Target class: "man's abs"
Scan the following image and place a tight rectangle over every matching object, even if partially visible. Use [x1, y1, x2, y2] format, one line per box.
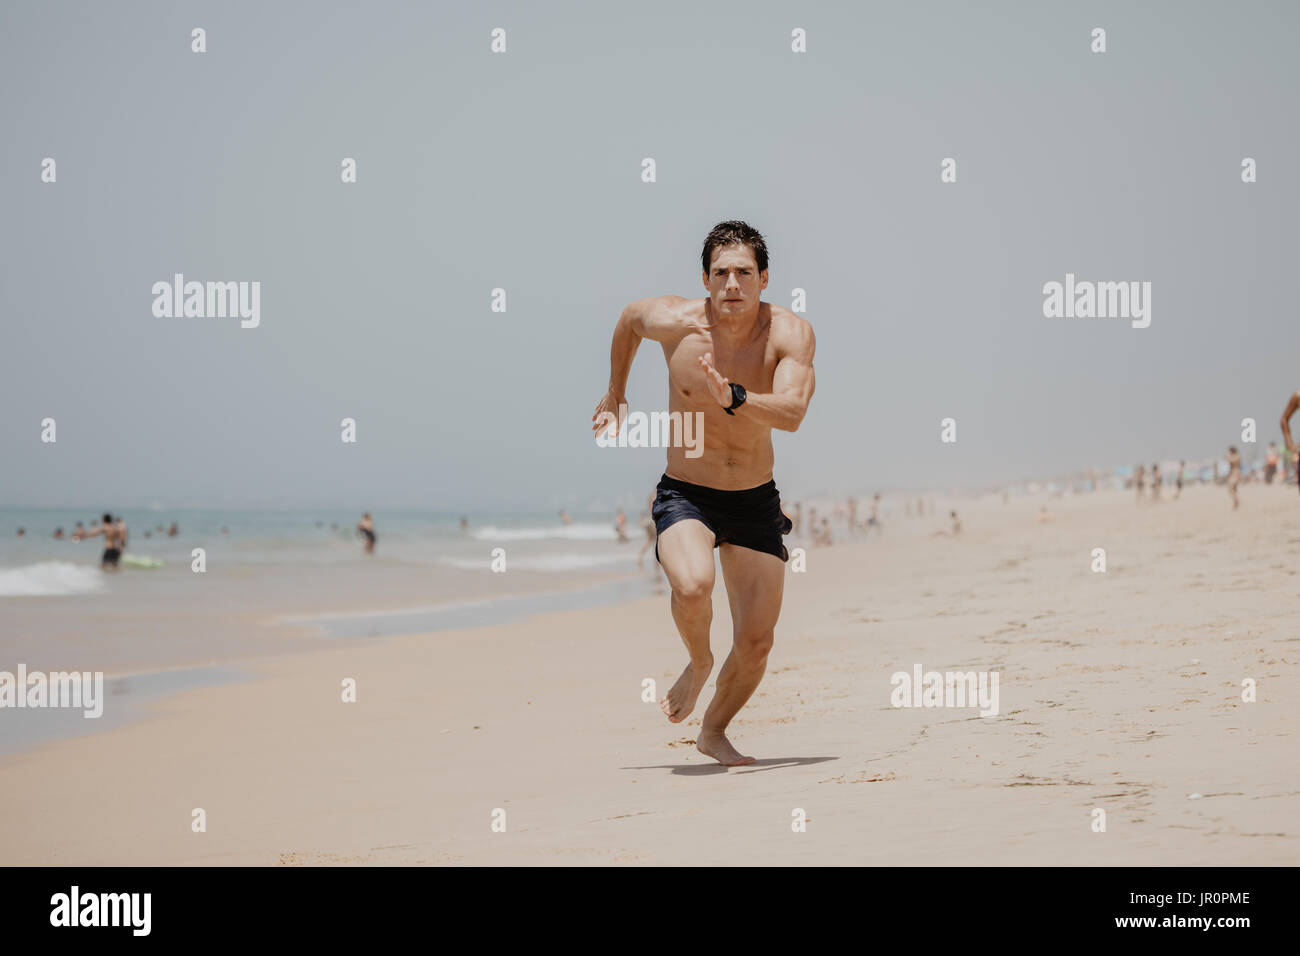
[664, 427, 775, 490]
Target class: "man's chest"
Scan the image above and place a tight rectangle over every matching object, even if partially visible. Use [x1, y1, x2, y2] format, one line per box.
[666, 334, 774, 404]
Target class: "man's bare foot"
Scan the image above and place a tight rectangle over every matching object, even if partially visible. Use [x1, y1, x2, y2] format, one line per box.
[696, 730, 755, 766]
[660, 659, 712, 723]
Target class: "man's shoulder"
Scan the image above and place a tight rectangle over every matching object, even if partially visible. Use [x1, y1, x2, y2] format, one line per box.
[767, 302, 808, 327]
[641, 294, 697, 323]
[766, 303, 815, 353]
[628, 295, 703, 343]
[662, 295, 702, 317]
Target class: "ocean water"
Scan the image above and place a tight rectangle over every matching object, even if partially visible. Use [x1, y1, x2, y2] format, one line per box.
[0, 508, 651, 597]
[0, 508, 664, 754]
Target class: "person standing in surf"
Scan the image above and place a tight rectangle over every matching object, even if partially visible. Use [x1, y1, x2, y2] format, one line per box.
[80, 512, 124, 570]
[357, 513, 377, 555]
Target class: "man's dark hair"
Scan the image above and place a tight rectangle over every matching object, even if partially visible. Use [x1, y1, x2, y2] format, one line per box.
[701, 220, 768, 275]
[102, 512, 112, 524]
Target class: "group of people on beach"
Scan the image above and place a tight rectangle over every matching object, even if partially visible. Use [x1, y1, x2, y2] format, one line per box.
[17, 512, 391, 564]
[1133, 429, 1300, 511]
[785, 494, 959, 545]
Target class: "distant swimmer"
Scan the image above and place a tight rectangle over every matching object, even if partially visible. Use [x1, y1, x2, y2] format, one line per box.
[53, 527, 64, 539]
[459, 516, 469, 533]
[16, 527, 25, 538]
[1280, 390, 1300, 493]
[865, 493, 882, 535]
[1226, 447, 1241, 509]
[1036, 506, 1055, 523]
[81, 512, 124, 570]
[357, 513, 377, 554]
[1175, 460, 1186, 499]
[1265, 443, 1280, 484]
[168, 522, 178, 537]
[558, 510, 573, 525]
[1134, 464, 1145, 504]
[1151, 463, 1161, 502]
[592, 221, 815, 766]
[615, 507, 629, 543]
[73, 521, 84, 539]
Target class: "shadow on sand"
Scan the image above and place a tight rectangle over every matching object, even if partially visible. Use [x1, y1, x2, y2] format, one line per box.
[624, 755, 839, 775]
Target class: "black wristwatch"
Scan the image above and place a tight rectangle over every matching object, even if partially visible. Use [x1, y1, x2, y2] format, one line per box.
[724, 382, 747, 415]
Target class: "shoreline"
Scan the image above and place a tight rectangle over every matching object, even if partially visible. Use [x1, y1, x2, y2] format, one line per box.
[0, 568, 659, 757]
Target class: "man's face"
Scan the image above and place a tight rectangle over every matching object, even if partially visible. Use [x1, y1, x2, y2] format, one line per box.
[703, 244, 767, 314]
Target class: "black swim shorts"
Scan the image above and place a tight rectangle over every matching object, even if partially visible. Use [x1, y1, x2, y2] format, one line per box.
[102, 548, 121, 566]
[652, 473, 793, 563]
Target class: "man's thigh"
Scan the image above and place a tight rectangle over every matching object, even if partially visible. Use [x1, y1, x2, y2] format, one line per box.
[655, 518, 716, 594]
[718, 543, 786, 637]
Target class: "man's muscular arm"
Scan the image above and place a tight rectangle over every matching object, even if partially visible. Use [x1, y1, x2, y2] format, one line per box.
[698, 317, 816, 432]
[593, 296, 679, 436]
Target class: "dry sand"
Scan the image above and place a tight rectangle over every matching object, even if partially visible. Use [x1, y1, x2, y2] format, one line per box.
[2, 483, 1297, 865]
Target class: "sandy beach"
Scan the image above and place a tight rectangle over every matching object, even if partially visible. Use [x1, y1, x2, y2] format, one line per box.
[2, 483, 1296, 866]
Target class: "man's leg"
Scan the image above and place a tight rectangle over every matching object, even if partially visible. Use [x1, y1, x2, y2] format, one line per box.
[698, 544, 786, 766]
[655, 519, 716, 722]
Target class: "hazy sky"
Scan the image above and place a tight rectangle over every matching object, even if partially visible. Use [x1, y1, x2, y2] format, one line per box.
[4, 1, 1298, 512]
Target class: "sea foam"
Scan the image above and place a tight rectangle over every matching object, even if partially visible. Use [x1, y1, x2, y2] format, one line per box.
[470, 523, 618, 542]
[0, 562, 106, 597]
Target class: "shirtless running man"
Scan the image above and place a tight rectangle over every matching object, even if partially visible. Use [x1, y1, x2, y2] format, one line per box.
[591, 221, 816, 766]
